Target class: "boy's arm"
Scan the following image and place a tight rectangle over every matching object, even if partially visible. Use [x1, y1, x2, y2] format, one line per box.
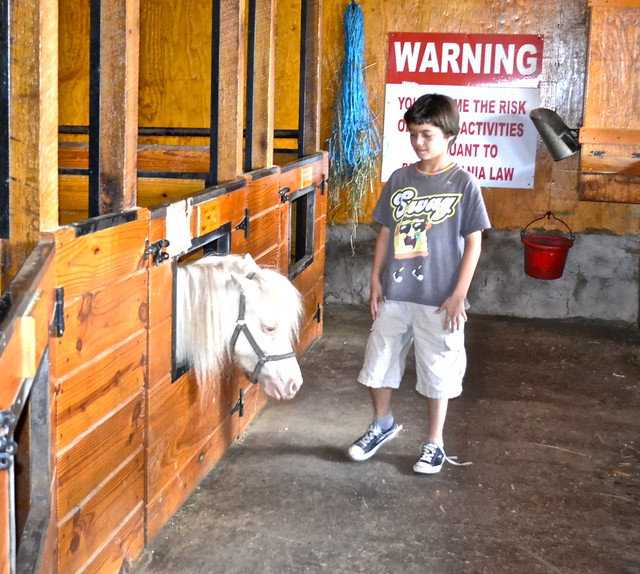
[370, 225, 390, 320]
[437, 230, 483, 332]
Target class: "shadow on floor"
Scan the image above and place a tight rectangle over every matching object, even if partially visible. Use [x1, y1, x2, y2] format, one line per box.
[133, 304, 640, 574]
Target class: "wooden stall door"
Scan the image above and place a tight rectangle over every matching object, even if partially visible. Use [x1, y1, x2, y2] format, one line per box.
[0, 244, 57, 574]
[49, 211, 149, 573]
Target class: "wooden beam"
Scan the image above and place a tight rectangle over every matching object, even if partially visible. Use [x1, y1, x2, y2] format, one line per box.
[209, 0, 245, 185]
[89, 0, 140, 216]
[246, 0, 276, 170]
[299, 0, 322, 156]
[3, 0, 59, 287]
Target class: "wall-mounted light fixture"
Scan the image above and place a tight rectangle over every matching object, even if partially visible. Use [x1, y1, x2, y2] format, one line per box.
[529, 108, 580, 162]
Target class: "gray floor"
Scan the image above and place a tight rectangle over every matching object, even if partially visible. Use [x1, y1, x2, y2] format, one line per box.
[133, 304, 640, 574]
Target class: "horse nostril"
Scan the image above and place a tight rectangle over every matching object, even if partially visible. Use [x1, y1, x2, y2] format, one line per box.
[290, 381, 299, 395]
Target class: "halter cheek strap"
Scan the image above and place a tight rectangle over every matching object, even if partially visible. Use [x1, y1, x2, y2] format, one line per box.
[229, 272, 296, 384]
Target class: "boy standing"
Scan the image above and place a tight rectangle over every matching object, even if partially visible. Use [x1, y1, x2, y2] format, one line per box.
[347, 93, 491, 474]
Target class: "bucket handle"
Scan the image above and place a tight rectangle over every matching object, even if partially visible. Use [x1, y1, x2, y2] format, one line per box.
[520, 211, 575, 241]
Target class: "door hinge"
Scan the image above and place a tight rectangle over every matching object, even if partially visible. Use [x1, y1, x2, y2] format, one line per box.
[313, 303, 322, 324]
[235, 208, 250, 239]
[50, 287, 65, 338]
[145, 239, 170, 266]
[0, 410, 18, 471]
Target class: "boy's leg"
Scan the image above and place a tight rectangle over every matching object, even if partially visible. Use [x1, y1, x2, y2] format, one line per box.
[426, 397, 448, 445]
[370, 387, 393, 419]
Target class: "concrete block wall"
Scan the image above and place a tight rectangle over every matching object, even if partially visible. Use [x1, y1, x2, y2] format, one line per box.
[324, 224, 640, 325]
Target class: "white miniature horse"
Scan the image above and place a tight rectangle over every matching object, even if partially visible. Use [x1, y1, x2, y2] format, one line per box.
[175, 254, 303, 400]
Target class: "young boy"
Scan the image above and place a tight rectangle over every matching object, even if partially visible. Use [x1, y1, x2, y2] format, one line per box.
[347, 93, 491, 474]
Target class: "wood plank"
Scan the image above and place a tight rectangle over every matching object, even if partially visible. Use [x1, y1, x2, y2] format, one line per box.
[247, 0, 276, 169]
[57, 394, 145, 518]
[578, 173, 640, 203]
[56, 333, 146, 450]
[148, 318, 172, 389]
[147, 369, 240, 501]
[5, 0, 59, 285]
[53, 213, 148, 301]
[91, 0, 139, 215]
[80, 505, 144, 574]
[215, 0, 245, 182]
[54, 270, 147, 377]
[146, 414, 237, 543]
[579, 128, 640, 146]
[246, 170, 281, 215]
[238, 208, 282, 261]
[57, 449, 144, 573]
[300, 0, 322, 155]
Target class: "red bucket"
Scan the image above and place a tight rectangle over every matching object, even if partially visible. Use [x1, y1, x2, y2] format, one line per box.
[521, 212, 574, 280]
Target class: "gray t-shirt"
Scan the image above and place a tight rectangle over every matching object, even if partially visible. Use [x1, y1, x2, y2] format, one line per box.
[372, 163, 491, 307]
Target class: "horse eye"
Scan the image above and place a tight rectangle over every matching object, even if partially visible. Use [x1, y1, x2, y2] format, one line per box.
[263, 325, 276, 334]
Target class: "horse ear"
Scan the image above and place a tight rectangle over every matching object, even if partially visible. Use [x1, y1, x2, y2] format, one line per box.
[243, 253, 260, 271]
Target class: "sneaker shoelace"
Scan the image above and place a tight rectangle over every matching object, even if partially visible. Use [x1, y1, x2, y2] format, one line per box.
[421, 443, 473, 467]
[357, 424, 382, 447]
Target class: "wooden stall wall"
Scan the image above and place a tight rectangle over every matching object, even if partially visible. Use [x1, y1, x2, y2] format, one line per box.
[314, 0, 640, 236]
[145, 153, 327, 545]
[1, 151, 326, 573]
[49, 213, 149, 573]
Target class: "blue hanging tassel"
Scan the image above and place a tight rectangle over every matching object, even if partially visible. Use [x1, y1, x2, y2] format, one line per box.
[328, 0, 381, 225]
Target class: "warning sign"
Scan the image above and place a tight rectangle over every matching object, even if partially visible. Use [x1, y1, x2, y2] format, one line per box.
[381, 33, 544, 189]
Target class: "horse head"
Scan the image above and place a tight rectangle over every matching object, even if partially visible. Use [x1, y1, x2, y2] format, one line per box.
[176, 254, 304, 400]
[227, 264, 303, 399]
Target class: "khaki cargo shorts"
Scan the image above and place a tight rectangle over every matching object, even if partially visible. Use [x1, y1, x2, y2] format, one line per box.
[357, 300, 466, 399]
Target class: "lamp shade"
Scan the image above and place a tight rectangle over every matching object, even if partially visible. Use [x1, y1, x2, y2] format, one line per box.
[529, 108, 580, 161]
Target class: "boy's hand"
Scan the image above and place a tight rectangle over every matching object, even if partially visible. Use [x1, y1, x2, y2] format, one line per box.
[436, 293, 467, 332]
[370, 279, 385, 321]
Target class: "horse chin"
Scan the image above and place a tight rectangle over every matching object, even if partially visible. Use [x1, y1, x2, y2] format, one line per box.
[261, 379, 302, 401]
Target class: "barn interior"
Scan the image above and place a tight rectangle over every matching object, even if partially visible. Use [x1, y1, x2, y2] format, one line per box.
[0, 0, 638, 573]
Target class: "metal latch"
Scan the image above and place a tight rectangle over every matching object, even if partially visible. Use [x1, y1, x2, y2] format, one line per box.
[145, 239, 170, 265]
[313, 303, 322, 324]
[279, 187, 291, 203]
[0, 410, 18, 471]
[317, 177, 326, 195]
[230, 388, 245, 417]
[50, 287, 65, 338]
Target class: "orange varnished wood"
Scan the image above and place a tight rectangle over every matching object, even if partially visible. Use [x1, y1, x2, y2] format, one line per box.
[52, 212, 148, 301]
[54, 271, 148, 377]
[147, 370, 239, 500]
[80, 506, 144, 574]
[147, 317, 172, 390]
[56, 394, 144, 519]
[56, 334, 146, 450]
[57, 449, 144, 573]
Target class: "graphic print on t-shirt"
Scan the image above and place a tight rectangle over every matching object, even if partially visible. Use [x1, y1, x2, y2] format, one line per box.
[391, 187, 462, 262]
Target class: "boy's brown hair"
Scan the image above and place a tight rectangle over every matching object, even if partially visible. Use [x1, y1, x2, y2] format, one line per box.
[403, 94, 460, 145]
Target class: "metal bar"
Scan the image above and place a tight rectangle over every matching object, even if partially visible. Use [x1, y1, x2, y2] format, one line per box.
[207, 0, 222, 188]
[88, 0, 102, 218]
[0, 0, 10, 238]
[59, 126, 302, 140]
[245, 0, 257, 172]
[297, 0, 308, 159]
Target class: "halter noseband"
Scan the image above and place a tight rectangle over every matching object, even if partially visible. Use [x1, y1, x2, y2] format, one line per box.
[229, 272, 296, 384]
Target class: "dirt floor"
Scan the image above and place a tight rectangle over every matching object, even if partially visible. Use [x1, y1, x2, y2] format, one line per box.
[133, 304, 640, 574]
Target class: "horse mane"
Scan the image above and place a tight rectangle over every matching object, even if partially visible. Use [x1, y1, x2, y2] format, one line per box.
[175, 254, 302, 382]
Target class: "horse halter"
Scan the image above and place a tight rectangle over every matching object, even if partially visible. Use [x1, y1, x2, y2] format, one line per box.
[229, 272, 296, 384]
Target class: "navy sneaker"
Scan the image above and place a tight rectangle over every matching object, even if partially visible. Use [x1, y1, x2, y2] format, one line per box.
[413, 442, 473, 474]
[348, 422, 403, 461]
